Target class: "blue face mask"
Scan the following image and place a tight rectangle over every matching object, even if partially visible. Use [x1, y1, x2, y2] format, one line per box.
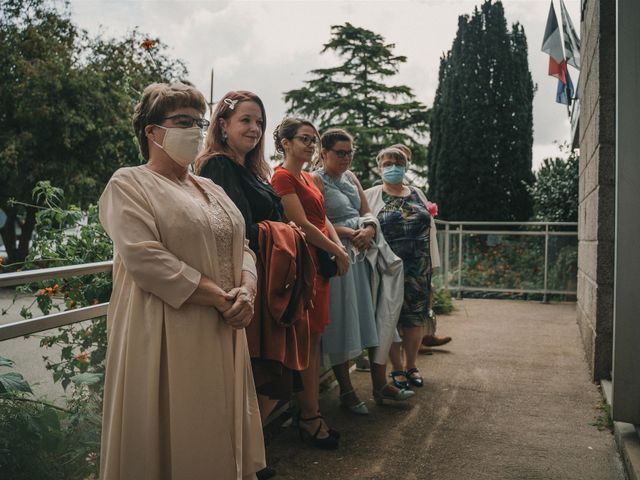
[382, 165, 406, 184]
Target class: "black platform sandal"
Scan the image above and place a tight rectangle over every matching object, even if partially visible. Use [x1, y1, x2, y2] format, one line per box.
[390, 370, 409, 389]
[298, 415, 339, 450]
[406, 367, 424, 388]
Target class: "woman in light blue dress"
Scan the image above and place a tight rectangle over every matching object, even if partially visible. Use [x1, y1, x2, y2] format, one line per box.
[312, 129, 414, 414]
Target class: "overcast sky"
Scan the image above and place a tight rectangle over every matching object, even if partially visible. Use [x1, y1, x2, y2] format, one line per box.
[69, 0, 581, 171]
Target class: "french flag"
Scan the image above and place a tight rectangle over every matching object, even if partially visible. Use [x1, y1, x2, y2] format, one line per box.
[541, 1, 574, 105]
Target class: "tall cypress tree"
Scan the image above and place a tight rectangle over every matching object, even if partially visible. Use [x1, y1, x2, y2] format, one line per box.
[284, 23, 430, 186]
[427, 0, 534, 220]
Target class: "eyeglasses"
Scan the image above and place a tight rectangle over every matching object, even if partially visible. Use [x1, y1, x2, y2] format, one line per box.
[162, 114, 210, 129]
[293, 135, 319, 147]
[330, 149, 355, 159]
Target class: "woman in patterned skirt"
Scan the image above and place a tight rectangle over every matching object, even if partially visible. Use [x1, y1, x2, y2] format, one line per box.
[365, 146, 439, 390]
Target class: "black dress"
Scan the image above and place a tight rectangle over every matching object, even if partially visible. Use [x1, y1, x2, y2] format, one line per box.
[199, 155, 301, 399]
[199, 155, 283, 253]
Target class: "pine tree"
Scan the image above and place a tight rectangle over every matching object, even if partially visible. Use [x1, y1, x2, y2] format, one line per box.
[427, 0, 534, 220]
[284, 23, 430, 186]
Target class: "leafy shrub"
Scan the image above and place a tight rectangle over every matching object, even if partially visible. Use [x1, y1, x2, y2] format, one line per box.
[0, 356, 100, 480]
[438, 229, 577, 300]
[1, 182, 111, 478]
[432, 287, 454, 315]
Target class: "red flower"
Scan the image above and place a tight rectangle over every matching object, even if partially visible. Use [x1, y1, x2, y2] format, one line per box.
[140, 38, 156, 51]
[426, 201, 438, 218]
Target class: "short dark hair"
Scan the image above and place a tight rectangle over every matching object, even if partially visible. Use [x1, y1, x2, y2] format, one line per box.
[132, 83, 207, 160]
[320, 128, 353, 151]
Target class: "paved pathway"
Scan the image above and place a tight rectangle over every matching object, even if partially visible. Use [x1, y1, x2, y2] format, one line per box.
[0, 288, 67, 402]
[266, 299, 627, 480]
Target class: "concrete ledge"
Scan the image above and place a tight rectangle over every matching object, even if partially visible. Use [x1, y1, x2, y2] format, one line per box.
[602, 380, 640, 480]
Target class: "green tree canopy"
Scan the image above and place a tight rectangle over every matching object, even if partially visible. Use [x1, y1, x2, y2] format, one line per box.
[284, 22, 430, 186]
[427, 0, 535, 220]
[528, 146, 578, 222]
[0, 0, 188, 265]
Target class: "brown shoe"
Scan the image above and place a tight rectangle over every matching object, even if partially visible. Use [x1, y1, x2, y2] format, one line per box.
[422, 335, 452, 347]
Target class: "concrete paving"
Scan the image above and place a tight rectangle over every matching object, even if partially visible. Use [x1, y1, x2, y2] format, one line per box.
[266, 298, 627, 480]
[0, 287, 68, 402]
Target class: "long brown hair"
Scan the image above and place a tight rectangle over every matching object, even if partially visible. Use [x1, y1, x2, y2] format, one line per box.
[195, 90, 269, 179]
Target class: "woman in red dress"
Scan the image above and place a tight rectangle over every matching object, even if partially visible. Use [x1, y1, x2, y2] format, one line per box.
[271, 118, 349, 450]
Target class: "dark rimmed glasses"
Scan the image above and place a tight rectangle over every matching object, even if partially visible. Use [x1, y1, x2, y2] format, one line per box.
[162, 114, 210, 129]
[330, 149, 355, 159]
[293, 134, 319, 147]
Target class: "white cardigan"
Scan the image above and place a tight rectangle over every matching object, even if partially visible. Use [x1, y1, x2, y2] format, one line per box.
[360, 215, 404, 364]
[364, 185, 441, 269]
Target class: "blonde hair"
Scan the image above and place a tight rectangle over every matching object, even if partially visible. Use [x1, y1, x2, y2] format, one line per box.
[376, 146, 408, 166]
[389, 143, 412, 160]
[132, 83, 207, 160]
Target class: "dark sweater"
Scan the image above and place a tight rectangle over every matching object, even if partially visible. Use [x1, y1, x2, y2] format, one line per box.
[199, 155, 284, 252]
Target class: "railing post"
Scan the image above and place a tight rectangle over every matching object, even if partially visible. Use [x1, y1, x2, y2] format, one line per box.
[457, 224, 463, 299]
[444, 222, 450, 291]
[542, 223, 549, 303]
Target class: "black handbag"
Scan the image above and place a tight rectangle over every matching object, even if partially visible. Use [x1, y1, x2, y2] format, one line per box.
[316, 248, 338, 278]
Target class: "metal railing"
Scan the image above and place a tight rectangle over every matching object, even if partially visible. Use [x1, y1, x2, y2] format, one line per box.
[435, 220, 578, 302]
[0, 220, 578, 342]
[0, 261, 111, 341]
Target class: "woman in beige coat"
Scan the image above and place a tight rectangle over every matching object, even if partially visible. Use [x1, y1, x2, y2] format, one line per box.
[98, 83, 265, 480]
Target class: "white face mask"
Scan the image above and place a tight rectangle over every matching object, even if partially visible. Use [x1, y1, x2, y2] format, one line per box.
[151, 126, 203, 167]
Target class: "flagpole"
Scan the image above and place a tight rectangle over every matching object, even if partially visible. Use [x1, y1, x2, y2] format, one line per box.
[208, 68, 215, 116]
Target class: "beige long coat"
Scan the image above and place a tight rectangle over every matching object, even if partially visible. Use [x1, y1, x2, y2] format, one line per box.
[98, 166, 265, 480]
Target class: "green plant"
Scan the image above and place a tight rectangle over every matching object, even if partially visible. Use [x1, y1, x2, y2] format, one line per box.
[4, 182, 111, 392]
[0, 0, 188, 265]
[1, 182, 110, 478]
[528, 143, 578, 223]
[284, 22, 430, 187]
[548, 243, 578, 292]
[427, 0, 534, 221]
[432, 287, 454, 315]
[591, 399, 613, 433]
[0, 356, 101, 479]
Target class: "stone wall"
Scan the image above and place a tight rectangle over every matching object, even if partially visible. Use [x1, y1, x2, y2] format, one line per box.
[576, 0, 616, 381]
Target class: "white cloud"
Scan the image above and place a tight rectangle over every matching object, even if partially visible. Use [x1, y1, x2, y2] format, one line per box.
[69, 0, 582, 165]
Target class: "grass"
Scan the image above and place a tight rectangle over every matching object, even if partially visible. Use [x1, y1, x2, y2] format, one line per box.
[591, 399, 614, 433]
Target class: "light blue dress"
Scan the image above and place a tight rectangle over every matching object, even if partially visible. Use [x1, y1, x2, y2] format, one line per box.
[318, 169, 379, 366]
